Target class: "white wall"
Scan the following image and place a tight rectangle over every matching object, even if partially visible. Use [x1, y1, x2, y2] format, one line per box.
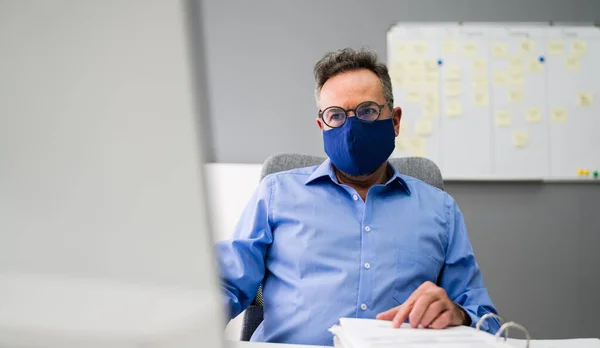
[0, 0, 218, 292]
[204, 164, 262, 240]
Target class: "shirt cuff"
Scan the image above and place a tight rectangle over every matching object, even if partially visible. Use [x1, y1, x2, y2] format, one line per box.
[455, 303, 476, 328]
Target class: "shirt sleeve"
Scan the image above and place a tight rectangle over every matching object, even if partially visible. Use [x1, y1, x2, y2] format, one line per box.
[214, 175, 275, 320]
[439, 195, 501, 334]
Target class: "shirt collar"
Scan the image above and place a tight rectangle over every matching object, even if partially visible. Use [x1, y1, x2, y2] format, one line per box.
[305, 158, 411, 195]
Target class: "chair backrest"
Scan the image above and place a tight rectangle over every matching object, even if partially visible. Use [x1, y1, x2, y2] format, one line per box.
[240, 154, 444, 341]
[260, 154, 444, 190]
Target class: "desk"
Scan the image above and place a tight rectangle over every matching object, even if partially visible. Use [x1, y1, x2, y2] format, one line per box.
[506, 338, 600, 348]
[228, 342, 326, 348]
[228, 338, 600, 348]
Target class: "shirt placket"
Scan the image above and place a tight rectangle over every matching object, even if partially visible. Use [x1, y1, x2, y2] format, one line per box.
[351, 191, 375, 317]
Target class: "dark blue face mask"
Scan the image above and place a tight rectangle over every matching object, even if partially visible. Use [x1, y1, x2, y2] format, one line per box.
[323, 116, 396, 176]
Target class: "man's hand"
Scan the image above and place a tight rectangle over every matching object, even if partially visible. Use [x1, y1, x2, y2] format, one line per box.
[376, 281, 469, 329]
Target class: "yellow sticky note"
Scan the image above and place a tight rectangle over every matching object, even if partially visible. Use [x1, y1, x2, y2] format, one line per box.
[577, 168, 592, 176]
[391, 63, 406, 74]
[398, 120, 409, 135]
[415, 118, 433, 136]
[422, 93, 439, 116]
[513, 130, 529, 148]
[410, 137, 425, 148]
[413, 41, 429, 55]
[389, 70, 403, 85]
[444, 82, 462, 97]
[495, 110, 512, 126]
[395, 42, 409, 56]
[446, 100, 463, 117]
[520, 39, 535, 54]
[473, 71, 488, 81]
[492, 43, 508, 58]
[405, 89, 421, 103]
[473, 90, 489, 107]
[508, 71, 524, 85]
[410, 138, 426, 157]
[423, 102, 439, 118]
[548, 41, 564, 56]
[406, 72, 424, 85]
[390, 63, 407, 85]
[392, 61, 407, 73]
[493, 71, 508, 85]
[528, 59, 543, 73]
[445, 64, 461, 81]
[472, 76, 488, 89]
[472, 58, 487, 73]
[423, 72, 440, 86]
[442, 40, 458, 55]
[392, 75, 405, 88]
[424, 59, 438, 73]
[525, 107, 542, 123]
[565, 56, 581, 70]
[395, 137, 411, 152]
[572, 40, 587, 56]
[407, 60, 422, 70]
[578, 92, 594, 107]
[422, 92, 439, 104]
[509, 88, 524, 103]
[508, 56, 523, 72]
[551, 108, 568, 122]
[462, 41, 477, 56]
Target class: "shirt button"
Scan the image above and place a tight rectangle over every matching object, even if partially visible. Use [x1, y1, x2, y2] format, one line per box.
[353, 194, 358, 201]
[364, 226, 371, 232]
[360, 304, 367, 311]
[364, 262, 371, 269]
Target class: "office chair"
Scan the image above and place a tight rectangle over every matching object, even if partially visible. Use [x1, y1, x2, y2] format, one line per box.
[240, 153, 445, 341]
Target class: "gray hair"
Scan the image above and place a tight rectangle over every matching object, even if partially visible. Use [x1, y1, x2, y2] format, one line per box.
[313, 48, 393, 107]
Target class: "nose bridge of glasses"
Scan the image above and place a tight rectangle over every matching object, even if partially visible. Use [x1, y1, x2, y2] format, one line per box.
[346, 108, 357, 117]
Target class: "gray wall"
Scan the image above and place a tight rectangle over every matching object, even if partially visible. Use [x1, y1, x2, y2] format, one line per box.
[446, 182, 600, 339]
[196, 0, 600, 339]
[200, 0, 600, 163]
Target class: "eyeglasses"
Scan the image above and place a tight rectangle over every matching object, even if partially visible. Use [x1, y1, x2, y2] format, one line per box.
[318, 100, 392, 128]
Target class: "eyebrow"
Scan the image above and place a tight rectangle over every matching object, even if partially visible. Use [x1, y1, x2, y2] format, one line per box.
[321, 100, 387, 111]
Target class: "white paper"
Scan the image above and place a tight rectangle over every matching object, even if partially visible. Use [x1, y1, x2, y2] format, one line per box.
[332, 318, 510, 348]
[331, 318, 600, 348]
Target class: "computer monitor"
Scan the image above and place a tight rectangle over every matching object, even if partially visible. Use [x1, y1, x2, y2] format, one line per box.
[0, 1, 224, 347]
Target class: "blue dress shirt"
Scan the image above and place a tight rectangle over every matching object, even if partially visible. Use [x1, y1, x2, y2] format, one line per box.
[215, 159, 500, 346]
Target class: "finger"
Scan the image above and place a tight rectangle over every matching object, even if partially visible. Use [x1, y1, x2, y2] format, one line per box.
[420, 300, 447, 328]
[390, 292, 422, 327]
[391, 282, 434, 328]
[408, 292, 437, 328]
[430, 310, 453, 330]
[391, 301, 416, 328]
[376, 306, 400, 321]
[416, 281, 435, 293]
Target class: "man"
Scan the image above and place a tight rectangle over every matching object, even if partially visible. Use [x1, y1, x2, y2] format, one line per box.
[215, 48, 500, 346]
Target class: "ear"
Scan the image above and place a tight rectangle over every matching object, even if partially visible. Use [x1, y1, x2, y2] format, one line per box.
[316, 117, 324, 131]
[392, 106, 402, 137]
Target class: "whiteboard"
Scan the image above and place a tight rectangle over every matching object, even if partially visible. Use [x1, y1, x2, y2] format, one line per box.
[546, 26, 600, 179]
[388, 23, 600, 181]
[389, 25, 443, 169]
[439, 24, 495, 179]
